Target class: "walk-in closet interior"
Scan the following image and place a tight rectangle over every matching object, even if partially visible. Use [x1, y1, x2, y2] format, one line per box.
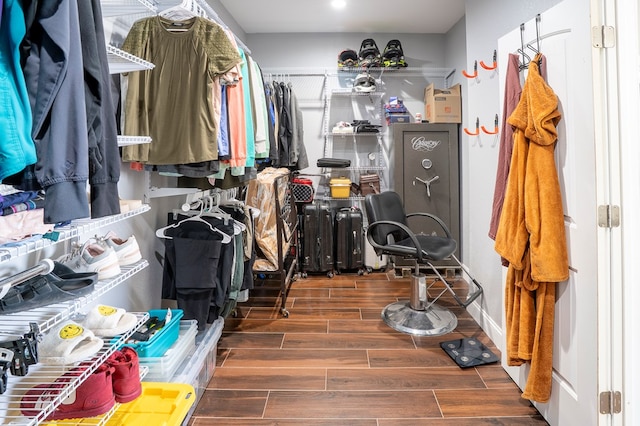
[1, 0, 639, 425]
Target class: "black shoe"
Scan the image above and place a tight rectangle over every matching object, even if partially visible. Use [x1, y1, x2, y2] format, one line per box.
[0, 263, 97, 314]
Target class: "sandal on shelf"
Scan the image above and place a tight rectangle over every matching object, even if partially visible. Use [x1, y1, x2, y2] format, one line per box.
[80, 305, 138, 337]
[38, 320, 104, 365]
[0, 263, 97, 315]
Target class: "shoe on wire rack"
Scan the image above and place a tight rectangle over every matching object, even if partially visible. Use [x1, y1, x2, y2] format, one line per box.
[58, 238, 121, 281]
[332, 121, 353, 134]
[21, 364, 116, 420]
[97, 231, 142, 266]
[106, 347, 141, 403]
[382, 39, 408, 68]
[358, 38, 381, 68]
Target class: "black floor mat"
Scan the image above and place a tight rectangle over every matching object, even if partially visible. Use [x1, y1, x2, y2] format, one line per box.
[440, 337, 500, 368]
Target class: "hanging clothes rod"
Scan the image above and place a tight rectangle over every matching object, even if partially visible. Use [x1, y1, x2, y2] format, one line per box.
[194, 0, 251, 54]
[155, 0, 251, 54]
[0, 259, 55, 297]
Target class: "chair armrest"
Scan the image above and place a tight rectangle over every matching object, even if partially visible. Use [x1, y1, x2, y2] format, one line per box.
[367, 220, 425, 263]
[406, 212, 453, 239]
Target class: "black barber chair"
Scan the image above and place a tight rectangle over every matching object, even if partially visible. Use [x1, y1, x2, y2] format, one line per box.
[364, 191, 483, 336]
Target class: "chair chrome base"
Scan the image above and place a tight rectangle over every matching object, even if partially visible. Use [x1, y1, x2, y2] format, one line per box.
[381, 300, 458, 336]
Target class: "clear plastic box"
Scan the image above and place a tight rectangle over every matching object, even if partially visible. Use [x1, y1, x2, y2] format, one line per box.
[140, 320, 198, 382]
[175, 317, 224, 425]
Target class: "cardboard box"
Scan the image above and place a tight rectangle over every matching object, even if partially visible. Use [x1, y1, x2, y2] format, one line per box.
[424, 83, 462, 123]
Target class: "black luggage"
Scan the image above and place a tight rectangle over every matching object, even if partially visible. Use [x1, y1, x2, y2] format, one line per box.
[302, 204, 334, 277]
[334, 207, 364, 274]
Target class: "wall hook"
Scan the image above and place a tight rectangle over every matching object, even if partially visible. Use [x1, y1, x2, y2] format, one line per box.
[518, 23, 532, 70]
[480, 50, 498, 70]
[461, 60, 478, 79]
[481, 114, 499, 134]
[464, 117, 480, 136]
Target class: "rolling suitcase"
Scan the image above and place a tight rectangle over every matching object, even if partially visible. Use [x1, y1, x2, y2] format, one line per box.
[302, 203, 334, 277]
[364, 235, 388, 272]
[334, 207, 364, 274]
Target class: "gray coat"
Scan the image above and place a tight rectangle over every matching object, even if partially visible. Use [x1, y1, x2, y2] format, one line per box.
[21, 0, 90, 223]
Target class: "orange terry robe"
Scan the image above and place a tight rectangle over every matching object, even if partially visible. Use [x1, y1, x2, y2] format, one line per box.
[494, 54, 568, 403]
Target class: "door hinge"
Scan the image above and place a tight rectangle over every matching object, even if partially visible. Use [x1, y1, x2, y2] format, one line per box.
[592, 25, 616, 48]
[598, 205, 620, 228]
[600, 391, 622, 414]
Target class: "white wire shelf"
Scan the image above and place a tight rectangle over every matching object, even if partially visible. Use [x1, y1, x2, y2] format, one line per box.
[0, 260, 149, 335]
[26, 365, 150, 426]
[0, 204, 150, 265]
[338, 166, 386, 172]
[117, 135, 152, 147]
[316, 195, 365, 202]
[100, 0, 156, 17]
[330, 89, 385, 97]
[0, 312, 149, 425]
[107, 45, 155, 74]
[326, 132, 381, 137]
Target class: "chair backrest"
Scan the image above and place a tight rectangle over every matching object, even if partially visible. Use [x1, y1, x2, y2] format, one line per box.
[364, 191, 408, 246]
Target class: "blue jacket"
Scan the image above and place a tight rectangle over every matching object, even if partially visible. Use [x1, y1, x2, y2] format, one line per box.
[0, 0, 37, 181]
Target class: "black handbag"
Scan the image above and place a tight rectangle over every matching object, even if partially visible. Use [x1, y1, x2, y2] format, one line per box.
[317, 158, 351, 168]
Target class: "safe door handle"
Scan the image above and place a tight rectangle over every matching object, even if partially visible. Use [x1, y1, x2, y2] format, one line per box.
[414, 176, 440, 197]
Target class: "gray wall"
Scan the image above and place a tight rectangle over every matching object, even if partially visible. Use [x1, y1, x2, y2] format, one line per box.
[247, 33, 446, 70]
[246, 32, 452, 193]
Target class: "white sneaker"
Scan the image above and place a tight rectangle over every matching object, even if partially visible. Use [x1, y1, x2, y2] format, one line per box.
[119, 199, 142, 214]
[98, 232, 142, 266]
[332, 121, 353, 134]
[58, 238, 121, 281]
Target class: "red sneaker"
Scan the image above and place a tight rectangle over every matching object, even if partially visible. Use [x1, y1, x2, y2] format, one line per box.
[21, 364, 115, 420]
[107, 347, 141, 403]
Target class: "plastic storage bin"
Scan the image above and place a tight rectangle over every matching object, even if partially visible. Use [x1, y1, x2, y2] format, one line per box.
[140, 320, 198, 382]
[329, 177, 351, 198]
[174, 317, 224, 425]
[123, 309, 184, 358]
[106, 382, 196, 426]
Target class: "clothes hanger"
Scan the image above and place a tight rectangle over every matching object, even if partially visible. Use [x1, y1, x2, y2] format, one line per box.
[156, 200, 232, 243]
[159, 0, 197, 30]
[175, 192, 233, 224]
[218, 197, 248, 234]
[155, 214, 232, 243]
[202, 193, 233, 224]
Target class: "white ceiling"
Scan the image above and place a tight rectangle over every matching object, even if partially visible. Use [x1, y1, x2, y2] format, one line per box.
[218, 0, 466, 34]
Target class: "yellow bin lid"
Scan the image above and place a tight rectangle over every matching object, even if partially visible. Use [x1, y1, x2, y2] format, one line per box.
[330, 177, 351, 186]
[106, 382, 196, 426]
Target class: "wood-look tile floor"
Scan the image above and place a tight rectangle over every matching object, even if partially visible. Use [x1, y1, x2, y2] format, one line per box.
[188, 270, 548, 425]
